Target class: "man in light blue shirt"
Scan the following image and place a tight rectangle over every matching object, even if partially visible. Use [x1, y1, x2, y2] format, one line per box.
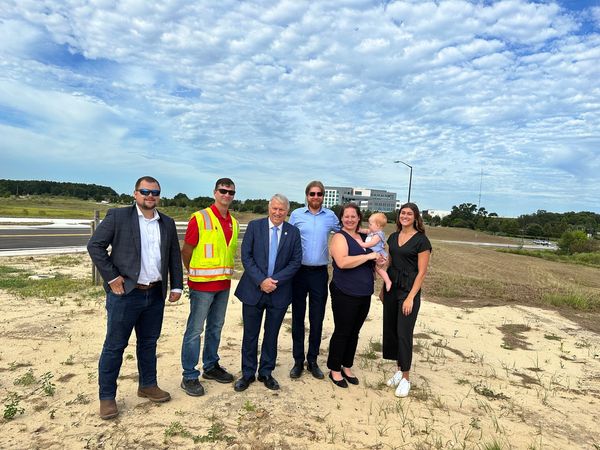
[288, 181, 340, 379]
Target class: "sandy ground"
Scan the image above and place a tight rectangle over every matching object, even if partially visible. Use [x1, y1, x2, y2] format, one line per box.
[1, 254, 599, 449]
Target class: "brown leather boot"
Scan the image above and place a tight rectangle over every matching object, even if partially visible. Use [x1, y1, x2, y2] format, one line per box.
[99, 399, 118, 419]
[137, 385, 171, 403]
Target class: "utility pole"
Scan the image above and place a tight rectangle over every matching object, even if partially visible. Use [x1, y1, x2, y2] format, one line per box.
[477, 168, 483, 209]
[394, 160, 413, 203]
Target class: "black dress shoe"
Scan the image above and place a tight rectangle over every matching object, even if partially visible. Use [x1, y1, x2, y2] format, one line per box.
[289, 362, 304, 379]
[341, 369, 359, 385]
[306, 361, 324, 379]
[233, 376, 255, 392]
[257, 374, 280, 390]
[328, 371, 348, 388]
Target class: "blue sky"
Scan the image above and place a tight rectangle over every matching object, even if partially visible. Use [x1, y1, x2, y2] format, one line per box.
[0, 0, 599, 217]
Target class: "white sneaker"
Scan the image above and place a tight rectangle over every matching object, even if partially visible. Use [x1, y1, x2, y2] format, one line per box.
[395, 378, 411, 397]
[386, 370, 403, 387]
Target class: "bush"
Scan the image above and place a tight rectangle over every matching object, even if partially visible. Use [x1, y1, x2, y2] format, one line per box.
[558, 230, 598, 254]
[450, 218, 474, 229]
[525, 223, 544, 237]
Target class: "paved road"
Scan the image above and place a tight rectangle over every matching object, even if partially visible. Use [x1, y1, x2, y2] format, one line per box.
[434, 239, 558, 250]
[0, 228, 92, 250]
[0, 224, 247, 256]
[0, 219, 553, 256]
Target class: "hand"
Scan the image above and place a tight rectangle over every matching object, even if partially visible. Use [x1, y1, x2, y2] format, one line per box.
[108, 276, 125, 295]
[260, 278, 278, 293]
[168, 291, 182, 303]
[402, 298, 414, 316]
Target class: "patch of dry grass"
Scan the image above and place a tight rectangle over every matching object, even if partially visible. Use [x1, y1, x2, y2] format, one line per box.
[425, 242, 600, 333]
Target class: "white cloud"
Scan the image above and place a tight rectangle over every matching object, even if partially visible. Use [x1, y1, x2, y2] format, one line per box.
[0, 19, 43, 55]
[0, 0, 599, 215]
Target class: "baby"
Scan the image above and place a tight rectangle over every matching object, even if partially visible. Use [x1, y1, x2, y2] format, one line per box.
[359, 212, 392, 291]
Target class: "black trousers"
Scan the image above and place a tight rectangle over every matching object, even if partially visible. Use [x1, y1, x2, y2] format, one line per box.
[382, 289, 421, 371]
[291, 265, 329, 363]
[327, 282, 371, 372]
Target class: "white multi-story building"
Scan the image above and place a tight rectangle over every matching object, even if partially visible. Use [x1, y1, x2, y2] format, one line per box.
[324, 186, 397, 212]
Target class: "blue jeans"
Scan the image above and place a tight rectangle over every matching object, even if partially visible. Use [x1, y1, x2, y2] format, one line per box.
[181, 288, 230, 380]
[98, 286, 164, 400]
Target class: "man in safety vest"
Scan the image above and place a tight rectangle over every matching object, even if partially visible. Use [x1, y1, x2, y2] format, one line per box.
[180, 178, 239, 396]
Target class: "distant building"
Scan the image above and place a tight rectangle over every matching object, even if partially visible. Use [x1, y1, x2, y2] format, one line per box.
[422, 209, 451, 219]
[324, 186, 397, 212]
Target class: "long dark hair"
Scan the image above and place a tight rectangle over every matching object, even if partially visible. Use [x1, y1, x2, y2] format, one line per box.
[338, 203, 362, 232]
[396, 202, 425, 234]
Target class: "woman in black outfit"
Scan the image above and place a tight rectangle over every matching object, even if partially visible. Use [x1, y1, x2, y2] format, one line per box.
[381, 203, 431, 397]
[327, 203, 380, 388]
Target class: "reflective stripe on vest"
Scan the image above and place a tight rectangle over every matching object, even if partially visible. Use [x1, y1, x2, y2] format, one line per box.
[188, 208, 238, 283]
[198, 209, 214, 259]
[198, 209, 213, 230]
[189, 267, 234, 277]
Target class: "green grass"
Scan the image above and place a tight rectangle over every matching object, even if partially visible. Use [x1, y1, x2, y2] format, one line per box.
[164, 419, 234, 445]
[48, 255, 83, 267]
[0, 196, 113, 219]
[482, 440, 503, 450]
[0, 265, 89, 299]
[497, 248, 600, 268]
[14, 369, 36, 386]
[543, 292, 595, 310]
[0, 195, 264, 222]
[0, 266, 26, 275]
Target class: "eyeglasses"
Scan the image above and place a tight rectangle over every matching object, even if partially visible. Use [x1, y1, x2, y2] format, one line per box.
[308, 192, 323, 197]
[217, 188, 236, 196]
[137, 189, 161, 197]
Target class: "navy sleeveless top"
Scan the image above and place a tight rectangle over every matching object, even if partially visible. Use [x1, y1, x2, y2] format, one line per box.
[332, 230, 375, 297]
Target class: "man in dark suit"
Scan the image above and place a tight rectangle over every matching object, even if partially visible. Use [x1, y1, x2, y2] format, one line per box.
[88, 176, 183, 419]
[233, 194, 302, 391]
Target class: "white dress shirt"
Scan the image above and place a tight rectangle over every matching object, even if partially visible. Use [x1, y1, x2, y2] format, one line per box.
[136, 205, 162, 285]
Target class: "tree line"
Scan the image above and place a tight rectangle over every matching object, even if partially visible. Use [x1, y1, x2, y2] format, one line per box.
[0, 179, 305, 214]
[0, 179, 118, 201]
[4, 180, 598, 252]
[159, 193, 304, 214]
[426, 202, 600, 239]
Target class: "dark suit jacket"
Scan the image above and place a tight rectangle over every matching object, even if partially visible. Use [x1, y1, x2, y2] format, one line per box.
[87, 204, 183, 300]
[234, 218, 302, 308]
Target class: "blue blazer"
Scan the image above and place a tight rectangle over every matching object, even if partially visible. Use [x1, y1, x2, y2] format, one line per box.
[87, 204, 184, 300]
[235, 217, 302, 308]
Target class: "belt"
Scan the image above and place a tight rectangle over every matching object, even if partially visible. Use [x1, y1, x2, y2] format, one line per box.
[135, 281, 162, 290]
[301, 265, 328, 271]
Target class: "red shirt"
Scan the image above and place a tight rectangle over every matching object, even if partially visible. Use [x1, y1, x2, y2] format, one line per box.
[185, 204, 234, 292]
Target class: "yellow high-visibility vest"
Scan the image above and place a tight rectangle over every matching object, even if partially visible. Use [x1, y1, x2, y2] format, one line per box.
[188, 208, 238, 282]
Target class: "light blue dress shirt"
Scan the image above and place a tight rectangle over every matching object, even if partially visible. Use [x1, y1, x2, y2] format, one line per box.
[289, 206, 340, 266]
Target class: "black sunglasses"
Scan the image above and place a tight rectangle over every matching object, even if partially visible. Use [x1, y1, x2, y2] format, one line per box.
[217, 188, 236, 196]
[308, 192, 323, 197]
[137, 189, 161, 197]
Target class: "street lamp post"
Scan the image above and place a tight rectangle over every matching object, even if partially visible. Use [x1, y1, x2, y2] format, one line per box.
[394, 160, 413, 203]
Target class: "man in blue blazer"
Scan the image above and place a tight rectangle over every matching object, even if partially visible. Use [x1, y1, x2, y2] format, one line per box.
[234, 194, 302, 391]
[88, 176, 183, 419]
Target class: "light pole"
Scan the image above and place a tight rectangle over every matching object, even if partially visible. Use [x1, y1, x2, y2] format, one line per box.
[394, 160, 412, 203]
